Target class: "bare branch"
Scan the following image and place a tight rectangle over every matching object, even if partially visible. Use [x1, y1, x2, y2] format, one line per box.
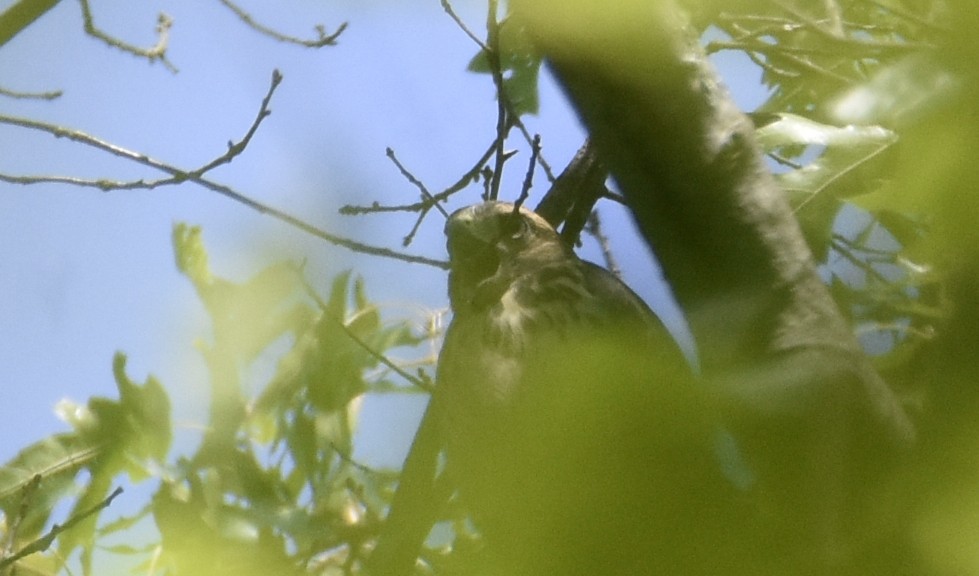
[0, 487, 123, 570]
[534, 139, 607, 228]
[217, 0, 346, 47]
[514, 133, 541, 210]
[0, 72, 448, 270]
[438, 0, 553, 200]
[511, 114, 555, 182]
[485, 0, 508, 202]
[440, 0, 488, 50]
[340, 139, 497, 216]
[78, 1, 177, 72]
[195, 69, 283, 175]
[0, 85, 62, 100]
[585, 210, 621, 279]
[384, 148, 449, 218]
[0, 68, 282, 184]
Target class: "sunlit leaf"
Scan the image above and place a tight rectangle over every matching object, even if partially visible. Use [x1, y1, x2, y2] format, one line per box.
[0, 434, 100, 537]
[112, 353, 171, 465]
[172, 223, 213, 287]
[467, 17, 542, 116]
[755, 113, 899, 258]
[57, 471, 116, 573]
[756, 113, 898, 206]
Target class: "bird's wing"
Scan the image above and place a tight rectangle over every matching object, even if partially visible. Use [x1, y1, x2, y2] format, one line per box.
[436, 256, 723, 575]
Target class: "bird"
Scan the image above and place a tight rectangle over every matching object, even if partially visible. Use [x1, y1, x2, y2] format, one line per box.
[434, 201, 732, 575]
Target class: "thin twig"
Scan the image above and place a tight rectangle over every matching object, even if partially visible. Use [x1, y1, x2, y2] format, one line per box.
[859, 0, 948, 31]
[585, 210, 621, 279]
[512, 115, 555, 182]
[295, 269, 433, 393]
[767, 152, 804, 170]
[774, 0, 935, 49]
[79, 1, 177, 72]
[217, 0, 347, 47]
[0, 487, 124, 570]
[340, 139, 497, 215]
[0, 86, 62, 100]
[707, 36, 927, 57]
[439, 0, 488, 51]
[195, 69, 284, 175]
[440, 0, 548, 197]
[514, 134, 541, 210]
[383, 147, 450, 246]
[328, 441, 392, 476]
[485, 0, 508, 202]
[1, 475, 40, 562]
[384, 148, 449, 218]
[0, 72, 448, 270]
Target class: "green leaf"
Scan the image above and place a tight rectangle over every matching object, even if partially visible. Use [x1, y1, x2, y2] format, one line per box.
[177, 225, 314, 365]
[97, 502, 152, 537]
[830, 53, 960, 127]
[172, 223, 213, 287]
[57, 469, 115, 573]
[756, 113, 898, 206]
[347, 305, 381, 340]
[285, 411, 318, 484]
[112, 352, 172, 465]
[872, 209, 926, 249]
[466, 17, 543, 116]
[755, 113, 899, 258]
[325, 270, 353, 322]
[0, 0, 62, 48]
[0, 434, 100, 536]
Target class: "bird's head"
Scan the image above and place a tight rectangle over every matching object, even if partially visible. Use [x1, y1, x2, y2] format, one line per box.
[445, 202, 568, 312]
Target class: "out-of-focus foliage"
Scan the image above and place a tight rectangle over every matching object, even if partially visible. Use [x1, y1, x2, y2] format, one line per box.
[467, 15, 543, 116]
[1, 226, 434, 575]
[0, 0, 61, 48]
[3, 0, 979, 574]
[753, 112, 939, 359]
[703, 1, 979, 572]
[700, 0, 948, 119]
[701, 0, 955, 371]
[0, 352, 170, 575]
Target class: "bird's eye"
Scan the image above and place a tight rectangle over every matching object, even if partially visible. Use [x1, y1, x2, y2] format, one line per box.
[501, 213, 527, 240]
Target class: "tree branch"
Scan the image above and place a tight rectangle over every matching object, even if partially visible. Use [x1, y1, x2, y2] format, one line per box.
[0, 85, 62, 100]
[340, 139, 496, 216]
[217, 0, 346, 47]
[0, 487, 123, 570]
[514, 0, 913, 570]
[0, 71, 447, 269]
[78, 1, 176, 72]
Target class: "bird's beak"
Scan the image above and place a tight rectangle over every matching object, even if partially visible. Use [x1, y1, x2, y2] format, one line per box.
[446, 207, 502, 280]
[446, 207, 492, 259]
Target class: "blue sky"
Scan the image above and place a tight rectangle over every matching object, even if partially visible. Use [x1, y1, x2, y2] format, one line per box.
[0, 1, 767, 470]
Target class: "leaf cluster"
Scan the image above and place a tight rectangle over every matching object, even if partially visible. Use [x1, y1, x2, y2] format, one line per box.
[1, 226, 434, 576]
[696, 0, 950, 366]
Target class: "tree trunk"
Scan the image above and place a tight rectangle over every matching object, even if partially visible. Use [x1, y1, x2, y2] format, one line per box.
[512, 0, 914, 571]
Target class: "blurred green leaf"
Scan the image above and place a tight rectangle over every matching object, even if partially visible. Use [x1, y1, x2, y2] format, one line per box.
[755, 113, 898, 259]
[172, 223, 213, 287]
[0, 435, 100, 538]
[467, 17, 542, 116]
[873, 209, 926, 249]
[0, 0, 62, 48]
[756, 113, 898, 205]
